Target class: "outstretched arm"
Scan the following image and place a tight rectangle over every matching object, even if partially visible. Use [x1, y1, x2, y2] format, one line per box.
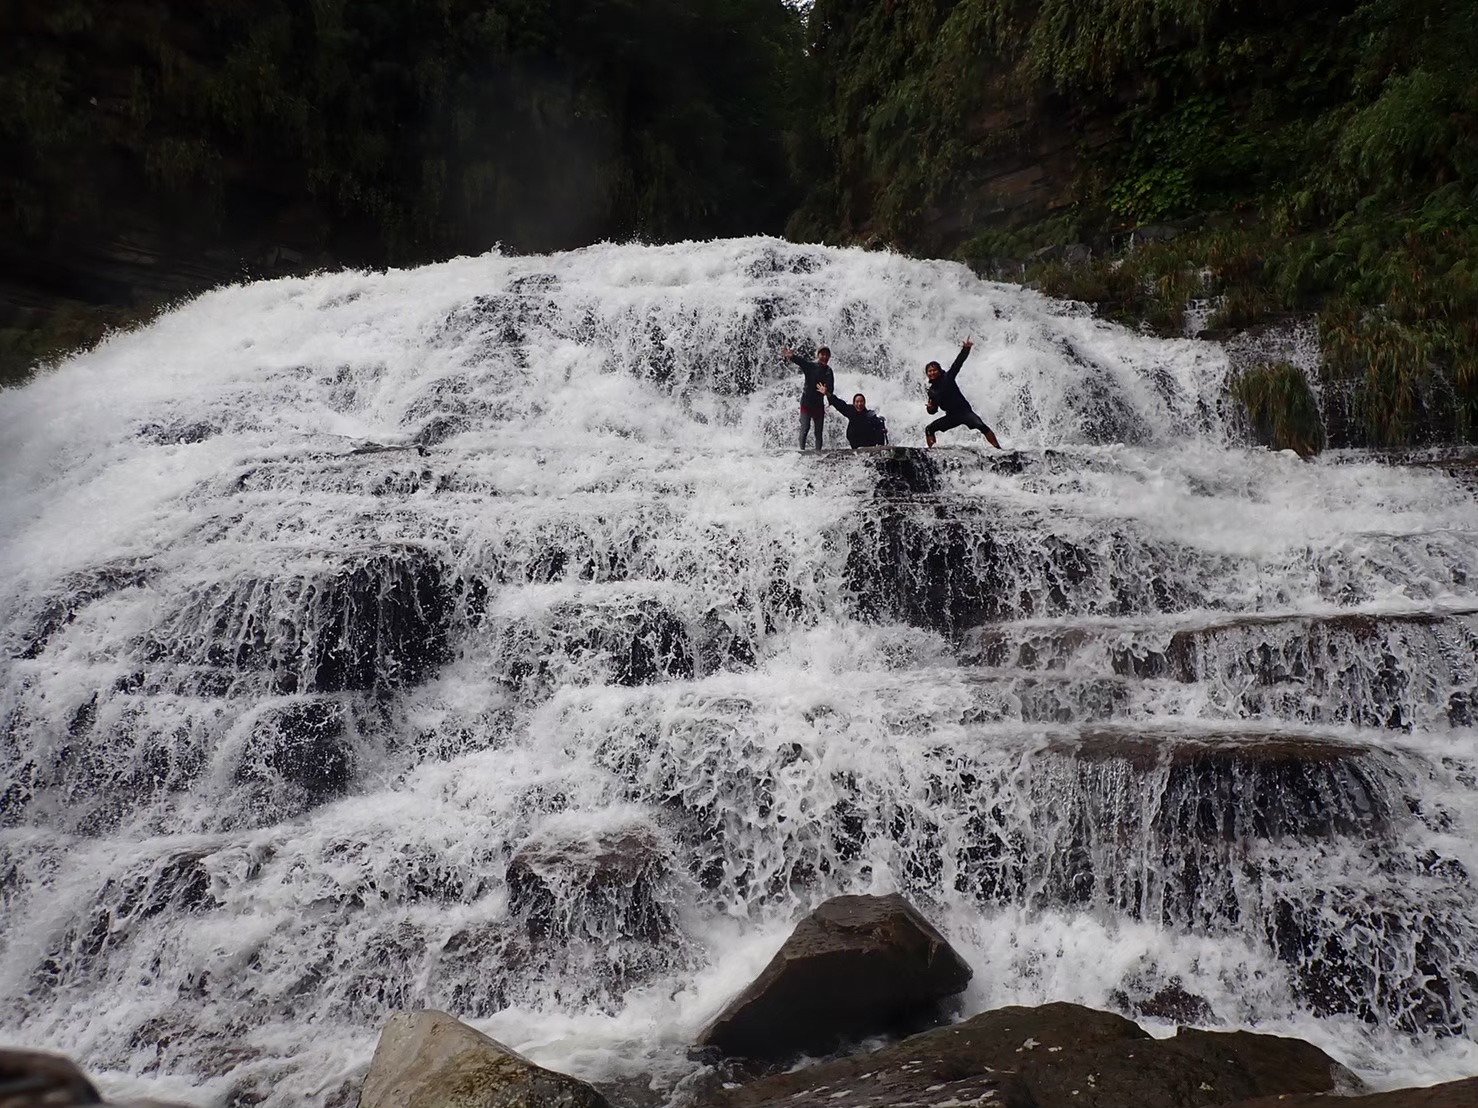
[947, 338, 973, 379]
[825, 391, 854, 420]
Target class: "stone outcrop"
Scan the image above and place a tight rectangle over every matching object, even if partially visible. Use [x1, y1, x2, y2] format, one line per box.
[697, 893, 972, 1061]
[1227, 1076, 1478, 1108]
[0, 1048, 193, 1108]
[708, 1002, 1361, 1108]
[0, 1050, 99, 1108]
[359, 1010, 608, 1108]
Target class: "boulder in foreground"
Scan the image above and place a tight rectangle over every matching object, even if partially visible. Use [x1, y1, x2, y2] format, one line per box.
[697, 893, 972, 1061]
[1226, 1075, 1478, 1108]
[0, 1047, 194, 1108]
[0, 1049, 99, 1107]
[359, 1010, 608, 1108]
[709, 1001, 1362, 1108]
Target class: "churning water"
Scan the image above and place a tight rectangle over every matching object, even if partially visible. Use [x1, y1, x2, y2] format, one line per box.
[1, 238, 1476, 1106]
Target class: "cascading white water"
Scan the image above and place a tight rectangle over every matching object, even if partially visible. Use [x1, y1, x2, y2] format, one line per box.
[2, 237, 1476, 1106]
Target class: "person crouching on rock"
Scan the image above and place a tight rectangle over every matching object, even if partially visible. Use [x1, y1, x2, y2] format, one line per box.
[924, 338, 1002, 449]
[780, 344, 835, 451]
[818, 383, 888, 448]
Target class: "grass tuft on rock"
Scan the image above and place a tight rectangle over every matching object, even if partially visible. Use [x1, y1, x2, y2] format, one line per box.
[1230, 362, 1326, 458]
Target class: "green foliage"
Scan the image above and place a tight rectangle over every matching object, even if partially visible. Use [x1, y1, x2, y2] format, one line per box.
[1023, 0, 1222, 90]
[1230, 361, 1326, 457]
[1108, 96, 1255, 223]
[1, 0, 814, 381]
[1, 0, 811, 258]
[955, 213, 1082, 265]
[802, 0, 1478, 447]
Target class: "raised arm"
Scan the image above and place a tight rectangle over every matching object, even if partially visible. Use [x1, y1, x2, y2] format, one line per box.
[780, 346, 819, 373]
[947, 338, 973, 379]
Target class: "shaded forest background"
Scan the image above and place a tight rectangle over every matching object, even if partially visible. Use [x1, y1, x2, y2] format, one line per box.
[4, 0, 1477, 449]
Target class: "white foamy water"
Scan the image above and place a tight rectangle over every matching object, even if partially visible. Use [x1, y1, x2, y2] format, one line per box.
[2, 237, 1476, 1105]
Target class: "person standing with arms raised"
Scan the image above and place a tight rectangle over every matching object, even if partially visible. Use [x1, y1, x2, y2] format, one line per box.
[779, 344, 835, 451]
[923, 338, 1002, 449]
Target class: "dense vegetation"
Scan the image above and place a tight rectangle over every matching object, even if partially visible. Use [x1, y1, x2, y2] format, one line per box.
[1, 0, 812, 382]
[796, 0, 1478, 450]
[7, 0, 1478, 452]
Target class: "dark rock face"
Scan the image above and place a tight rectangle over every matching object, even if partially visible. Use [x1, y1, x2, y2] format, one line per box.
[1110, 980, 1216, 1025]
[1060, 729, 1394, 840]
[16, 562, 151, 660]
[709, 1003, 1143, 1108]
[496, 599, 696, 701]
[846, 509, 1002, 635]
[710, 1002, 1359, 1108]
[0, 1048, 100, 1106]
[287, 548, 453, 694]
[1227, 1076, 1478, 1108]
[506, 826, 676, 943]
[697, 893, 972, 1061]
[234, 698, 355, 816]
[151, 545, 453, 695]
[1270, 886, 1473, 1036]
[0, 1046, 198, 1106]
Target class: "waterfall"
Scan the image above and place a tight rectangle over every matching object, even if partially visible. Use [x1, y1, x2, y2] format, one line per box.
[1, 237, 1475, 1105]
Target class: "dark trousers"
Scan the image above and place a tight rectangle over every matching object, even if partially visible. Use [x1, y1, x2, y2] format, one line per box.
[927, 408, 993, 438]
[799, 407, 825, 450]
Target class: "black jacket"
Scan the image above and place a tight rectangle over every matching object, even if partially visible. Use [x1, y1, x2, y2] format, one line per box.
[926, 344, 974, 413]
[827, 393, 888, 447]
[788, 354, 835, 412]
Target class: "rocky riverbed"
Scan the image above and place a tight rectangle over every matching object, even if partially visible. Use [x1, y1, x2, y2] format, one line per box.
[5, 895, 1476, 1108]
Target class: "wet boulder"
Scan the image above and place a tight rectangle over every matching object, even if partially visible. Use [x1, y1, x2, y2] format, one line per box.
[697, 893, 972, 1061]
[359, 1009, 608, 1108]
[709, 1002, 1142, 1108]
[0, 1049, 99, 1106]
[1020, 1024, 1360, 1107]
[710, 1002, 1359, 1108]
[0, 1047, 195, 1107]
[1226, 1076, 1478, 1108]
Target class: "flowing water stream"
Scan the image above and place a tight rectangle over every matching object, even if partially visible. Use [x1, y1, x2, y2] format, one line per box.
[1, 238, 1476, 1105]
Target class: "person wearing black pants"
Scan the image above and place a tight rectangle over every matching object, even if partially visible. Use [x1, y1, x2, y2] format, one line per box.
[780, 344, 834, 450]
[923, 338, 1002, 449]
[818, 383, 888, 448]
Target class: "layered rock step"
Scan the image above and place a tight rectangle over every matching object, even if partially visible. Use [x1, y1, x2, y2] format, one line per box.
[963, 608, 1478, 730]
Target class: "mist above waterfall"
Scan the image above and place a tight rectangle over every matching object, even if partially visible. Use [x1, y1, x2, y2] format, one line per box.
[2, 238, 1476, 1106]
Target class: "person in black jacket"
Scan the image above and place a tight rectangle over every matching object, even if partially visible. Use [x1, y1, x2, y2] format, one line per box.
[818, 383, 887, 448]
[924, 338, 1002, 448]
[780, 345, 835, 450]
